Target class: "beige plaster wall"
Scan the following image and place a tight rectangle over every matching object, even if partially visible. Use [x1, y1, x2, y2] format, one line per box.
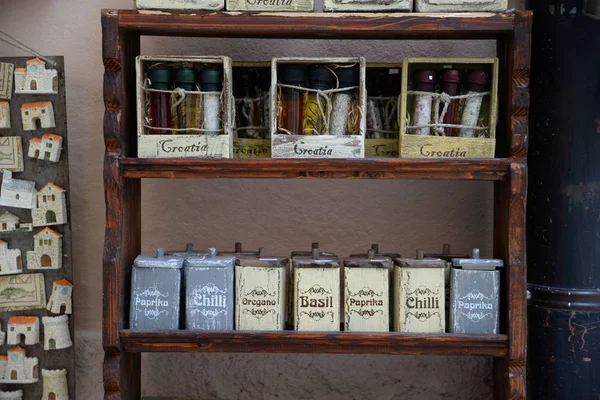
[0, 1, 507, 398]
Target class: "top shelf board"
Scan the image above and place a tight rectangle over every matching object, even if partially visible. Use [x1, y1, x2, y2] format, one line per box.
[109, 9, 521, 40]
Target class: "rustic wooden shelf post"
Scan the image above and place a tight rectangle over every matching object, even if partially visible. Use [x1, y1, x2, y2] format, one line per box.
[102, 9, 532, 400]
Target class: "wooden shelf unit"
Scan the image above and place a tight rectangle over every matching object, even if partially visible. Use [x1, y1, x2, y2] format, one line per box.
[102, 9, 531, 400]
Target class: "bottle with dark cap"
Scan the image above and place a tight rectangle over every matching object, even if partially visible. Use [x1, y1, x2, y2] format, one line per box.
[174, 68, 199, 134]
[303, 66, 335, 135]
[278, 65, 306, 135]
[459, 69, 489, 138]
[329, 66, 359, 136]
[147, 67, 174, 135]
[440, 69, 461, 136]
[200, 67, 223, 134]
[412, 69, 437, 135]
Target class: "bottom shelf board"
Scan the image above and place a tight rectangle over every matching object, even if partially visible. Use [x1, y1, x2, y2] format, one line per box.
[120, 330, 508, 356]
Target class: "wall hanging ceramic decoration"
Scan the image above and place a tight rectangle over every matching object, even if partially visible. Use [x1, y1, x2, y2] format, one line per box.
[0, 56, 74, 399]
[0, 102, 10, 129]
[0, 346, 38, 384]
[0, 63, 14, 100]
[41, 369, 68, 400]
[0, 389, 22, 400]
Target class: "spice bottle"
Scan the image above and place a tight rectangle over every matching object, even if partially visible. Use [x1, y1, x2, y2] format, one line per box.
[329, 66, 358, 136]
[174, 68, 199, 135]
[381, 69, 401, 135]
[147, 68, 173, 135]
[440, 69, 460, 136]
[278, 65, 305, 135]
[412, 70, 436, 135]
[366, 69, 383, 138]
[303, 66, 334, 135]
[201, 67, 223, 134]
[459, 70, 489, 138]
[234, 69, 261, 139]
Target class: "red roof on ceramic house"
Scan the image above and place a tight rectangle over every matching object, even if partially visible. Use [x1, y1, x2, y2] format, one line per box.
[30, 138, 42, 143]
[22, 101, 51, 110]
[42, 134, 62, 142]
[54, 279, 72, 287]
[27, 58, 45, 64]
[0, 356, 7, 361]
[8, 346, 26, 353]
[0, 240, 7, 245]
[34, 227, 63, 238]
[8, 316, 37, 325]
[15, 68, 26, 73]
[40, 183, 65, 193]
[0, 101, 8, 108]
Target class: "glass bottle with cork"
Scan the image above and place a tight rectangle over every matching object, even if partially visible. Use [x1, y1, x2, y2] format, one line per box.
[147, 68, 173, 135]
[329, 66, 359, 136]
[303, 66, 335, 135]
[201, 67, 223, 134]
[174, 68, 199, 135]
[278, 65, 306, 135]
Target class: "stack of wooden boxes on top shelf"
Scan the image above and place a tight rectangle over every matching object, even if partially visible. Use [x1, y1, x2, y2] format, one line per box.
[130, 243, 504, 334]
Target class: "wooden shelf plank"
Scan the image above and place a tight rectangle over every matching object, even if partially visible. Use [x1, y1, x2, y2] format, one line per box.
[121, 330, 508, 356]
[120, 157, 512, 180]
[115, 10, 516, 39]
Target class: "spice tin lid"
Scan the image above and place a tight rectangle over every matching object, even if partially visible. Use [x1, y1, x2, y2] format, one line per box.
[281, 65, 306, 85]
[184, 248, 236, 268]
[349, 243, 401, 262]
[236, 252, 289, 269]
[396, 250, 445, 269]
[452, 248, 503, 270]
[134, 248, 183, 269]
[167, 243, 209, 258]
[465, 70, 489, 93]
[200, 68, 223, 92]
[309, 66, 335, 91]
[291, 242, 336, 258]
[336, 66, 359, 89]
[148, 68, 173, 90]
[344, 248, 393, 269]
[413, 69, 436, 92]
[293, 247, 339, 268]
[424, 244, 469, 262]
[218, 242, 262, 257]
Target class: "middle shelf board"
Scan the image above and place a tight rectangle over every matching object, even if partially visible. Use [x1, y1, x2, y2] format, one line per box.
[119, 158, 513, 180]
[120, 330, 508, 356]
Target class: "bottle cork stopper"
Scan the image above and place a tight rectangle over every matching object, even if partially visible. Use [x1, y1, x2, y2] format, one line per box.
[413, 70, 437, 92]
[465, 70, 489, 93]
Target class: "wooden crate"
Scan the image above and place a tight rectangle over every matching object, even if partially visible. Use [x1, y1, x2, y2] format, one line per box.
[414, 0, 507, 12]
[135, 0, 224, 11]
[270, 57, 366, 159]
[399, 58, 499, 159]
[324, 0, 411, 11]
[227, 0, 313, 11]
[136, 56, 233, 158]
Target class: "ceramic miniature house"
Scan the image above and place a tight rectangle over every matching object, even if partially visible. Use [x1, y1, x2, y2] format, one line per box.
[42, 315, 72, 350]
[21, 101, 55, 131]
[0, 102, 10, 129]
[32, 183, 67, 227]
[0, 62, 14, 101]
[0, 240, 22, 276]
[14, 58, 58, 94]
[28, 134, 63, 162]
[0, 211, 32, 234]
[26, 227, 63, 270]
[41, 369, 68, 400]
[6, 316, 39, 346]
[0, 389, 22, 400]
[0, 323, 5, 345]
[0, 171, 36, 210]
[0, 346, 39, 384]
[46, 279, 72, 314]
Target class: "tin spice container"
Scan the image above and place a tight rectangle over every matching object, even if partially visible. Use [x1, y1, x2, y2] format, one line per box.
[235, 250, 288, 331]
[450, 248, 503, 334]
[130, 248, 183, 330]
[343, 249, 391, 332]
[184, 248, 236, 330]
[293, 247, 340, 331]
[394, 250, 446, 333]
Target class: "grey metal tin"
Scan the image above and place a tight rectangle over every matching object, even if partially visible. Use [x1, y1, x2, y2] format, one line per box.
[167, 243, 209, 258]
[452, 248, 504, 270]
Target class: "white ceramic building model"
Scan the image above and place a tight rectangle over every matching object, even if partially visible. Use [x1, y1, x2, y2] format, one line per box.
[0, 346, 39, 384]
[42, 369, 68, 400]
[14, 58, 58, 94]
[0, 322, 4, 345]
[26, 227, 62, 270]
[42, 315, 72, 350]
[21, 101, 55, 131]
[0, 102, 10, 129]
[0, 211, 32, 234]
[0, 389, 23, 400]
[0, 240, 22, 276]
[32, 183, 66, 227]
[28, 133, 63, 162]
[6, 316, 39, 346]
[47, 279, 72, 314]
[0, 171, 37, 210]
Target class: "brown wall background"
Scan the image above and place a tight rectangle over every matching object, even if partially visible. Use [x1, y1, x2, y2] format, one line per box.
[0, 0, 520, 398]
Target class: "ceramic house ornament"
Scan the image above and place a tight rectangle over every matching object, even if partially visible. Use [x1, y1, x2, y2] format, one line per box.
[0, 273, 46, 311]
[0, 323, 5, 345]
[27, 227, 63, 270]
[184, 248, 236, 330]
[0, 389, 22, 400]
[0, 171, 36, 210]
[0, 346, 39, 384]
[0, 211, 32, 235]
[235, 251, 288, 331]
[0, 137, 24, 172]
[32, 183, 67, 227]
[130, 248, 183, 330]
[0, 102, 10, 129]
[6, 316, 39, 346]
[0, 63, 14, 100]
[450, 248, 503, 334]
[343, 249, 392, 332]
[42, 315, 72, 350]
[28, 133, 63, 162]
[21, 101, 55, 131]
[46, 279, 72, 314]
[41, 369, 68, 400]
[0, 240, 22, 276]
[14, 58, 58, 94]
[394, 250, 446, 333]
